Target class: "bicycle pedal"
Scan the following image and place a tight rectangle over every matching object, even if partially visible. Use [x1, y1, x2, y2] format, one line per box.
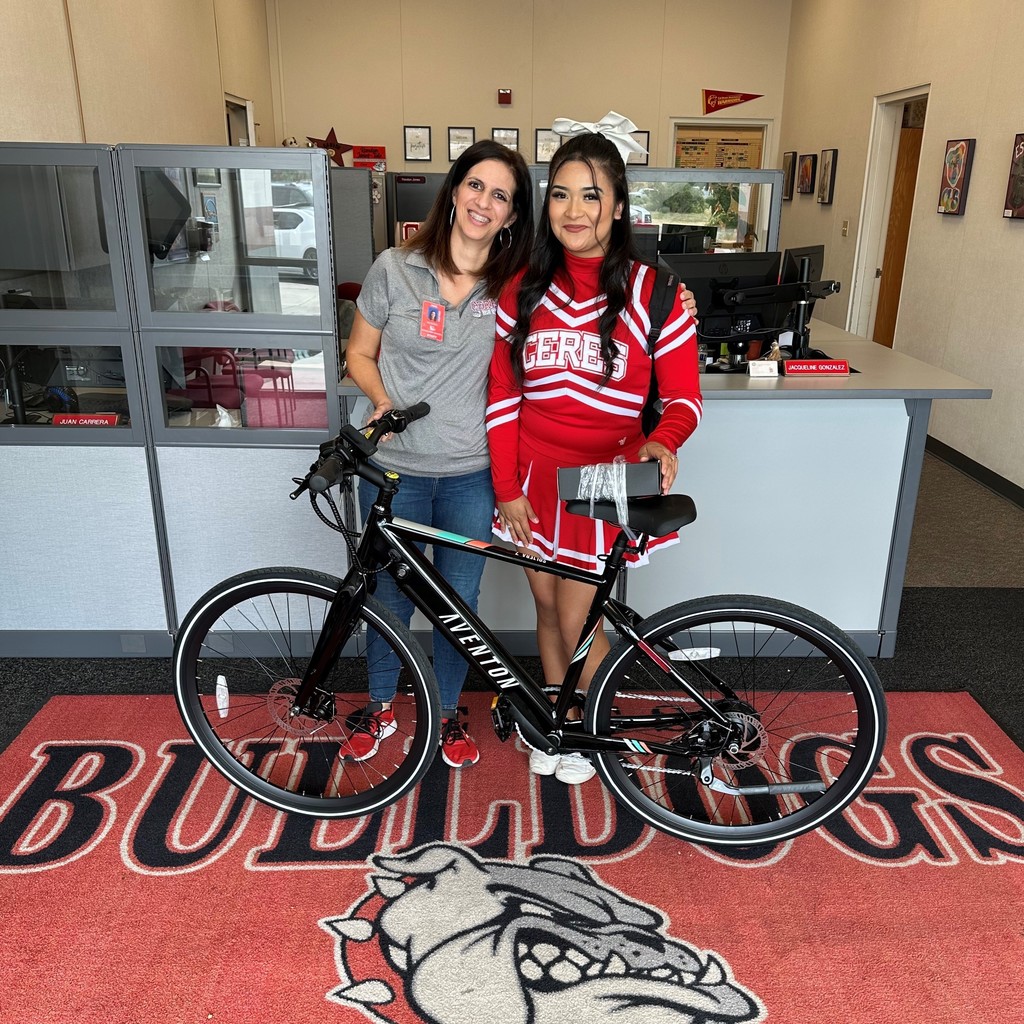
[490, 695, 514, 742]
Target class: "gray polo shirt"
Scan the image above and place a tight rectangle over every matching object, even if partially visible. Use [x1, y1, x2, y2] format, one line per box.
[356, 247, 498, 477]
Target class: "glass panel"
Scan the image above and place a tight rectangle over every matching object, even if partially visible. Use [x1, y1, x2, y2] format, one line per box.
[0, 165, 116, 311]
[159, 344, 328, 429]
[627, 178, 773, 251]
[1, 341, 130, 426]
[139, 167, 321, 317]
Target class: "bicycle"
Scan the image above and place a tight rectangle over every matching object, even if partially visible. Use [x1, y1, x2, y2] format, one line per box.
[173, 405, 887, 847]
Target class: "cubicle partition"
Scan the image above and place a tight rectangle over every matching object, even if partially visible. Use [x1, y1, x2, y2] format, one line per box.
[1, 143, 346, 655]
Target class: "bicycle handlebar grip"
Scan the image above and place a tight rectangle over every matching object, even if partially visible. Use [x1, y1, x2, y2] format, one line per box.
[403, 402, 431, 423]
[309, 456, 345, 494]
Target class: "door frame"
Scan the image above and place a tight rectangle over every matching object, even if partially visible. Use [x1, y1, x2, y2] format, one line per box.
[225, 93, 256, 147]
[847, 85, 929, 337]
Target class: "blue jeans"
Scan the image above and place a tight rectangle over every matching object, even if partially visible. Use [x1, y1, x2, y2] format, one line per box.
[358, 466, 494, 712]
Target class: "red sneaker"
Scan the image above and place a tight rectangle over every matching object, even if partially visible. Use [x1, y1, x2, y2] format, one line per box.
[340, 702, 396, 762]
[440, 708, 480, 767]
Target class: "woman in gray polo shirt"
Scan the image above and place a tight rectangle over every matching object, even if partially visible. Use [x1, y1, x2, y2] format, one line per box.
[342, 140, 535, 768]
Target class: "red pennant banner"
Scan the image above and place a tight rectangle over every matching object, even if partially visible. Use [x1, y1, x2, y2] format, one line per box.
[702, 90, 763, 114]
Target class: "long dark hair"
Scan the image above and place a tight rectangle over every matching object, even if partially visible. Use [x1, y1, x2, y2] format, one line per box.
[402, 139, 534, 299]
[508, 132, 639, 384]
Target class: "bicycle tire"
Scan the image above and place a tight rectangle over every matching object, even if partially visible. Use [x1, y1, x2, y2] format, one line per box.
[586, 594, 887, 846]
[173, 567, 441, 818]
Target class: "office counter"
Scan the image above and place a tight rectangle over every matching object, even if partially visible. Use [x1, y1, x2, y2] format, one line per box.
[474, 328, 990, 658]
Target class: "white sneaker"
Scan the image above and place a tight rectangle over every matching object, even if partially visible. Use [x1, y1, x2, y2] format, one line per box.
[554, 752, 596, 785]
[529, 747, 561, 776]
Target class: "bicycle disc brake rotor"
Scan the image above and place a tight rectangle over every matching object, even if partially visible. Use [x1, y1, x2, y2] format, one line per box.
[720, 711, 768, 769]
[267, 678, 334, 736]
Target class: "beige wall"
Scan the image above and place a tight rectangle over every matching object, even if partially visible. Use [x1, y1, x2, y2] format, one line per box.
[3, 0, 1020, 487]
[780, 0, 1024, 487]
[0, 0, 277, 146]
[0, 0, 84, 141]
[270, 0, 792, 169]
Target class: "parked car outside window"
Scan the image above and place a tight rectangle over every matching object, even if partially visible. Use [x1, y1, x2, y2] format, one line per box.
[272, 181, 314, 208]
[273, 207, 318, 280]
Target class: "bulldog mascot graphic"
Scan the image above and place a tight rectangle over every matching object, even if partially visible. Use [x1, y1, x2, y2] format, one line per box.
[321, 844, 763, 1023]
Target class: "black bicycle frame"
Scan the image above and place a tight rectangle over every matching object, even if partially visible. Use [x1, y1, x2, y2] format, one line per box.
[294, 479, 733, 757]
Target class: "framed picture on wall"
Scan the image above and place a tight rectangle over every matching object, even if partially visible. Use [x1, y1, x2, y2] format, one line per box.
[937, 138, 975, 215]
[1003, 133, 1024, 219]
[782, 151, 797, 200]
[404, 126, 431, 162]
[448, 127, 475, 162]
[492, 128, 519, 152]
[193, 168, 221, 187]
[797, 153, 817, 194]
[817, 149, 838, 204]
[535, 128, 560, 163]
[627, 131, 650, 165]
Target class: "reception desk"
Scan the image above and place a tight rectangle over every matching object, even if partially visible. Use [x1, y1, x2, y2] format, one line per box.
[473, 327, 990, 658]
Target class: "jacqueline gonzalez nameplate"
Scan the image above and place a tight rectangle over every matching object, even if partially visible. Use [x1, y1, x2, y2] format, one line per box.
[782, 359, 851, 376]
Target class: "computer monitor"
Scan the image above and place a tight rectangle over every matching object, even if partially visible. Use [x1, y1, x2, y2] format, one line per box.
[659, 251, 786, 371]
[139, 168, 191, 261]
[658, 224, 710, 255]
[780, 244, 826, 328]
[633, 225, 660, 264]
[780, 244, 825, 285]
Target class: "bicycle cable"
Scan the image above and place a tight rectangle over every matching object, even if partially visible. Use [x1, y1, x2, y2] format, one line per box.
[308, 486, 395, 579]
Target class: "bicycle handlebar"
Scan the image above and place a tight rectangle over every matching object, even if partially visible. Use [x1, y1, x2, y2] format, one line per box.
[299, 403, 431, 497]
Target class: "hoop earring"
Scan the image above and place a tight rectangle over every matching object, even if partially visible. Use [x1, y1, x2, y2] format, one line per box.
[499, 226, 513, 250]
[449, 205, 456, 227]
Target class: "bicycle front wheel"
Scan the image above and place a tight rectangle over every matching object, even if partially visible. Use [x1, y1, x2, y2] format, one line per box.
[587, 595, 886, 846]
[173, 567, 441, 818]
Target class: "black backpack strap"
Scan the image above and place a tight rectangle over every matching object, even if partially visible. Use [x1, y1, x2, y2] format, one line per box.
[641, 266, 679, 437]
[646, 266, 678, 347]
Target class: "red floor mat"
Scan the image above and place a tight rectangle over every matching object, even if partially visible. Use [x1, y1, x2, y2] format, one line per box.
[2, 692, 1022, 1023]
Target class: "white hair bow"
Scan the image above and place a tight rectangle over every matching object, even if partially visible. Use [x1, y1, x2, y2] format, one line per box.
[550, 111, 647, 163]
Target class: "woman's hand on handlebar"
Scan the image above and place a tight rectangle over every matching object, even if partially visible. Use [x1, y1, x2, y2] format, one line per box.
[497, 496, 539, 548]
[638, 441, 678, 493]
[365, 398, 395, 441]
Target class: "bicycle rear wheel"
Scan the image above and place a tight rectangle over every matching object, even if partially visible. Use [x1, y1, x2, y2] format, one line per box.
[173, 567, 440, 818]
[587, 595, 886, 846]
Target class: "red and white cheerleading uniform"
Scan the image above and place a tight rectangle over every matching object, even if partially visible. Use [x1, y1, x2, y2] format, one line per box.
[486, 252, 703, 569]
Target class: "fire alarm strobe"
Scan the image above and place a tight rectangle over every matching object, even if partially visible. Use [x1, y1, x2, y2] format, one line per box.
[497, 89, 512, 105]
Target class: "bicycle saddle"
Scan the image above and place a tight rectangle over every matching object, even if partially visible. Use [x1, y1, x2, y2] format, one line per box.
[564, 494, 697, 537]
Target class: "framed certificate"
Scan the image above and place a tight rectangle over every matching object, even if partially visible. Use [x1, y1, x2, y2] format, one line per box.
[535, 129, 560, 163]
[448, 127, 475, 162]
[404, 126, 431, 162]
[492, 127, 519, 152]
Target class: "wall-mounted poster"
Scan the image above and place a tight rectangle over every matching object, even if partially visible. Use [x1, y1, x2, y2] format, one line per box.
[797, 153, 817, 194]
[1003, 133, 1024, 219]
[782, 151, 796, 200]
[817, 149, 838, 205]
[937, 138, 975, 215]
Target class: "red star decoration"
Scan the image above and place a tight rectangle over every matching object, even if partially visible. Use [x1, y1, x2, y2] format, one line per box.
[306, 127, 353, 167]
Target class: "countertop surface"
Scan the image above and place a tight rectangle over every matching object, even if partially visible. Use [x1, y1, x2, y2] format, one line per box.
[338, 322, 992, 402]
[698, 321, 990, 401]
